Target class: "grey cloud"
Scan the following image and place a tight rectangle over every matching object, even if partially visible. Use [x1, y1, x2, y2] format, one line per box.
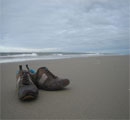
[0, 0, 129, 53]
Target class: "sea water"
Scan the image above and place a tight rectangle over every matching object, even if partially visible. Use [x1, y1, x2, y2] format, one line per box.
[0, 48, 129, 63]
[0, 52, 105, 63]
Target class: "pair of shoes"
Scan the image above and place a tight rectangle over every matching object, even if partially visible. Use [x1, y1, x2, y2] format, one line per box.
[16, 65, 70, 101]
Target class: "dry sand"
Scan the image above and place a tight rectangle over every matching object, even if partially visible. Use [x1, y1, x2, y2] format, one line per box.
[0, 55, 129, 120]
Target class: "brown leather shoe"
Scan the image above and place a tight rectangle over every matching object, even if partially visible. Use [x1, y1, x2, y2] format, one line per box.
[26, 65, 70, 91]
[16, 65, 38, 100]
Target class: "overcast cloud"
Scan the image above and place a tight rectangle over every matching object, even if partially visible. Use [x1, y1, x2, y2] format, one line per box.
[0, 0, 129, 53]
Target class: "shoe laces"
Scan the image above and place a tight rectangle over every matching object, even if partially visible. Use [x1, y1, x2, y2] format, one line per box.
[21, 71, 30, 85]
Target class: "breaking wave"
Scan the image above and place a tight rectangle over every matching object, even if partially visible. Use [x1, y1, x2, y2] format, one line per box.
[0, 53, 38, 58]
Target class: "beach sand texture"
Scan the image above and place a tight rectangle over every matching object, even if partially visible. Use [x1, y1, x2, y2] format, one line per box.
[0, 55, 129, 120]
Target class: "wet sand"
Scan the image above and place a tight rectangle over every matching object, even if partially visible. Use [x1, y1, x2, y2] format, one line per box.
[0, 55, 129, 120]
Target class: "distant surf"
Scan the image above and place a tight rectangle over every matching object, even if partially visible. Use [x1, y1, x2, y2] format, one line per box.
[0, 52, 106, 63]
[0, 53, 37, 58]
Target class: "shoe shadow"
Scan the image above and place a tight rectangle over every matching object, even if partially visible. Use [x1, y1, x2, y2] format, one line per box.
[42, 87, 71, 92]
[19, 96, 39, 103]
[19, 99, 37, 103]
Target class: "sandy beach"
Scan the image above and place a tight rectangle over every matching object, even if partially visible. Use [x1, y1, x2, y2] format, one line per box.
[0, 55, 129, 120]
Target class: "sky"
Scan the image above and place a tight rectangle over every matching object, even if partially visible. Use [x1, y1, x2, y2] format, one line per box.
[0, 0, 129, 53]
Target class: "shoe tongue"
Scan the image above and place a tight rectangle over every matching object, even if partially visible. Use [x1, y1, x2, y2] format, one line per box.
[22, 72, 30, 85]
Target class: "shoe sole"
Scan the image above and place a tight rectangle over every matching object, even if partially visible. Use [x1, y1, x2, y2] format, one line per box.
[21, 93, 36, 101]
[22, 95, 35, 100]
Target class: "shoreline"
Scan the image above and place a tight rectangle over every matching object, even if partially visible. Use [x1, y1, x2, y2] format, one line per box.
[0, 54, 128, 64]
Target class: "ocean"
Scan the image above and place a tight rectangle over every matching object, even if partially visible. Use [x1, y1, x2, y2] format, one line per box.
[0, 48, 129, 63]
[0, 52, 107, 63]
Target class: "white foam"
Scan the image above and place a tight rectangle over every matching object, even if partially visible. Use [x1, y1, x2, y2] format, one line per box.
[52, 53, 63, 56]
[0, 53, 37, 58]
[0, 53, 104, 63]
